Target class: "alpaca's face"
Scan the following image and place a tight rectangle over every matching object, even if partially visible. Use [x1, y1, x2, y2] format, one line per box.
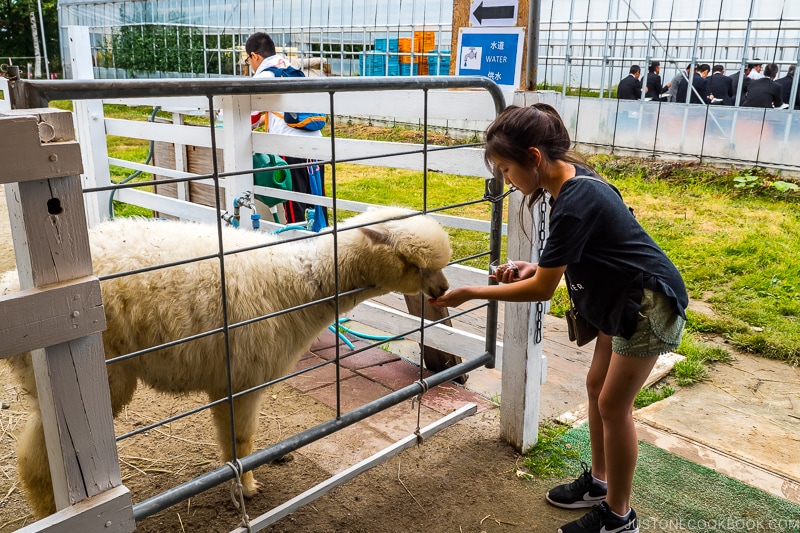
[384, 223, 451, 298]
[374, 260, 449, 299]
[349, 210, 451, 299]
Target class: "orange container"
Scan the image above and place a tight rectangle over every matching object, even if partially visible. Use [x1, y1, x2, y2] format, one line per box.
[412, 31, 435, 73]
[413, 31, 436, 52]
[398, 37, 412, 63]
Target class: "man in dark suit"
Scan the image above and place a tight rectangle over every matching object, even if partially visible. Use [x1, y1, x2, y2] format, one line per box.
[775, 65, 800, 110]
[742, 63, 783, 108]
[707, 64, 734, 105]
[729, 64, 753, 105]
[676, 64, 711, 104]
[617, 65, 643, 100]
[646, 61, 669, 101]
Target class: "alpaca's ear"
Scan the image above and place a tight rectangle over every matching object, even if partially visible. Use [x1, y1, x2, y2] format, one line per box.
[359, 226, 392, 246]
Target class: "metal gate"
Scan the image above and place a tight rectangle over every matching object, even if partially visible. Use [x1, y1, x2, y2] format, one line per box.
[1, 73, 520, 532]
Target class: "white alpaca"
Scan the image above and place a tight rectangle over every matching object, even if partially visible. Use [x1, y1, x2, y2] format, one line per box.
[1, 207, 451, 518]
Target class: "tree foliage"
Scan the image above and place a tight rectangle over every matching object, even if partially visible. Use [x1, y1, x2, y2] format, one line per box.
[109, 25, 235, 76]
[0, 0, 60, 72]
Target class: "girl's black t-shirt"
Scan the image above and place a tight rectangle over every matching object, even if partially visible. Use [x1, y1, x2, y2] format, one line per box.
[538, 165, 688, 338]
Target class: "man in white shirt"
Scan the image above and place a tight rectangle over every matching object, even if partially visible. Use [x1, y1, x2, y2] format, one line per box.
[245, 32, 327, 226]
[747, 60, 764, 80]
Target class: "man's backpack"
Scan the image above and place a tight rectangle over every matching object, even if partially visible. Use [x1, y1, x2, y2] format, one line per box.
[265, 65, 327, 131]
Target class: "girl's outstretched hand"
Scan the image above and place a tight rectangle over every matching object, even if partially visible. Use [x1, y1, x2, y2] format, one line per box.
[428, 287, 473, 309]
[490, 261, 537, 284]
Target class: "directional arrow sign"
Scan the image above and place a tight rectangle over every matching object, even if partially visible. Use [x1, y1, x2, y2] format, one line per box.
[470, 0, 518, 27]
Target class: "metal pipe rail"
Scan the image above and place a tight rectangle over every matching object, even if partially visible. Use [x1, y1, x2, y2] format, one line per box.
[11, 75, 507, 116]
[133, 350, 494, 520]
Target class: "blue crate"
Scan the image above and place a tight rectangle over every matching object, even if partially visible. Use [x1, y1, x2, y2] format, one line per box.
[360, 49, 415, 76]
[399, 63, 418, 76]
[374, 38, 399, 52]
[427, 52, 451, 75]
[360, 52, 389, 76]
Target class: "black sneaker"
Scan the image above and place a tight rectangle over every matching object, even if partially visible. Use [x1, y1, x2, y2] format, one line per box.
[558, 502, 638, 533]
[546, 462, 607, 509]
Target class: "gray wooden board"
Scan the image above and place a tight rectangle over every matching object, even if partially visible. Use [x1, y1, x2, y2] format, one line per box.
[0, 108, 77, 142]
[0, 114, 83, 184]
[4, 107, 128, 520]
[12, 176, 93, 286]
[14, 485, 134, 533]
[0, 276, 106, 359]
[32, 337, 122, 506]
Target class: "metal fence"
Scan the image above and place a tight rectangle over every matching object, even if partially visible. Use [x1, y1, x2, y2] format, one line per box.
[538, 0, 800, 100]
[3, 72, 523, 531]
[57, 0, 453, 79]
[54, 0, 800, 170]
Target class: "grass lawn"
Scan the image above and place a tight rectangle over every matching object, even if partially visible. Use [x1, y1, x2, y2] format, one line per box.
[57, 103, 800, 368]
[329, 145, 800, 367]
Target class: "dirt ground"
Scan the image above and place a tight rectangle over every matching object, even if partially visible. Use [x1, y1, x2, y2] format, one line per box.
[1, 372, 573, 533]
[3, 351, 799, 533]
[2, 183, 799, 533]
[0, 183, 564, 533]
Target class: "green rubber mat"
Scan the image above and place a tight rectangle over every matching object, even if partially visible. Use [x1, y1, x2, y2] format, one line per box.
[562, 424, 800, 532]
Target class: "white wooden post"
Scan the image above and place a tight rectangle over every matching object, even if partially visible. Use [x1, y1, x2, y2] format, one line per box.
[0, 108, 134, 532]
[218, 95, 256, 217]
[498, 91, 559, 451]
[68, 25, 113, 227]
[173, 112, 189, 201]
[500, 191, 549, 451]
[0, 77, 11, 111]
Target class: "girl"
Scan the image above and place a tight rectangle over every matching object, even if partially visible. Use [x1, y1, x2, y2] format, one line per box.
[429, 104, 687, 533]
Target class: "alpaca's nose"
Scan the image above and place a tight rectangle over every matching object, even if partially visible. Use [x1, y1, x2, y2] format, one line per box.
[429, 280, 449, 299]
[420, 268, 449, 298]
[439, 280, 449, 294]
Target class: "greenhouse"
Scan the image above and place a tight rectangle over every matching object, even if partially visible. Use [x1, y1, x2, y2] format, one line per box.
[56, 0, 455, 78]
[56, 0, 800, 94]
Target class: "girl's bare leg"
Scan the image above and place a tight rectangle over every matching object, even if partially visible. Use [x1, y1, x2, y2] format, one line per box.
[598, 350, 659, 515]
[585, 332, 613, 482]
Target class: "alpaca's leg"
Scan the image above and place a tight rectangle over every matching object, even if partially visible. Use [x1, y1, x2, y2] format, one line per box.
[210, 391, 265, 497]
[105, 361, 138, 417]
[17, 407, 57, 518]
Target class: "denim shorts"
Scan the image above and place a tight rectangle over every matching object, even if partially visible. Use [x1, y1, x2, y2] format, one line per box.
[612, 288, 686, 358]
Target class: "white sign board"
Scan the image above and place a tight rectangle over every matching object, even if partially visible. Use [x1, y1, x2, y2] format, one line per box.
[470, 0, 519, 27]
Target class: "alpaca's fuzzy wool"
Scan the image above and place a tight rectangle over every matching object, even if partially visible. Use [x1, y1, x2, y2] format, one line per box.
[2, 207, 451, 518]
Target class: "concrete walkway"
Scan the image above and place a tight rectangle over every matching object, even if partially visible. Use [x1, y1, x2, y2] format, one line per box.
[328, 309, 800, 507]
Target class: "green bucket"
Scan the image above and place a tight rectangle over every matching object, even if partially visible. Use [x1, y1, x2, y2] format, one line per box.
[252, 153, 292, 207]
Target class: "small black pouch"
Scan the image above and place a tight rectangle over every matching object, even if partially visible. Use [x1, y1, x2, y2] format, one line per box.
[566, 306, 599, 347]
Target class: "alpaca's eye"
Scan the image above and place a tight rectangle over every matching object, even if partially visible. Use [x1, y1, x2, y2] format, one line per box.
[404, 258, 421, 270]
